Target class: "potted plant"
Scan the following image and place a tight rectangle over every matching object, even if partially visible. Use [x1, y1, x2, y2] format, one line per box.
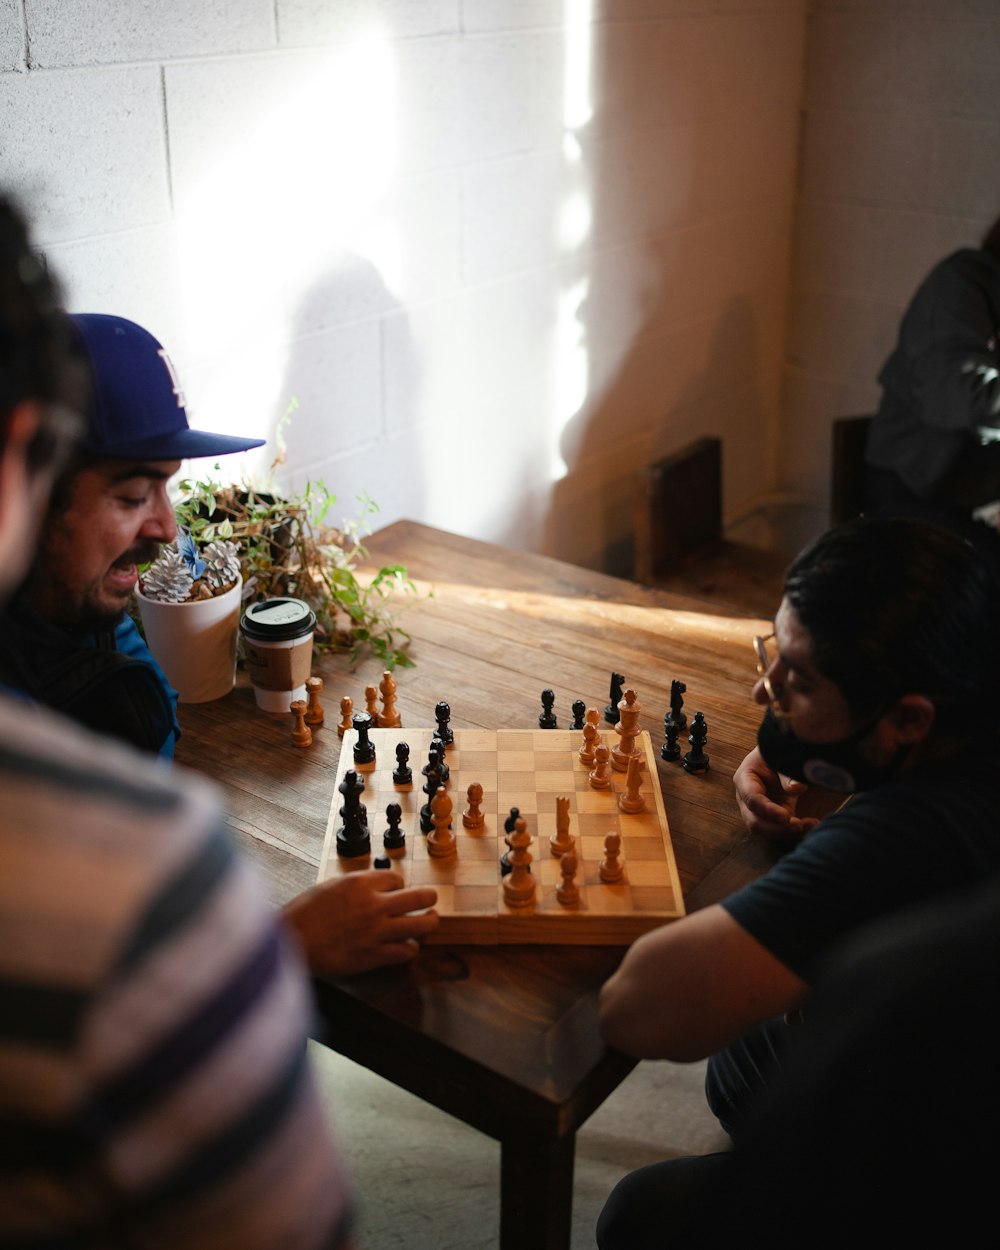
[135, 530, 243, 703]
[168, 469, 418, 672]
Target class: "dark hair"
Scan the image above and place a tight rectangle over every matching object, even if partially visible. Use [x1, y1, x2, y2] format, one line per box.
[784, 517, 1000, 733]
[0, 195, 86, 465]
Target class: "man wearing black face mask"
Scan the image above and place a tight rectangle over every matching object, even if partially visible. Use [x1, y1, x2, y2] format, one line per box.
[595, 517, 1000, 1250]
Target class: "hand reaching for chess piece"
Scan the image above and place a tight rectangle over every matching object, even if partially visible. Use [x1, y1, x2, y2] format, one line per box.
[282, 870, 439, 976]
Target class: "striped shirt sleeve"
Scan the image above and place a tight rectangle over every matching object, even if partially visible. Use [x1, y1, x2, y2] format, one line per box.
[0, 701, 353, 1250]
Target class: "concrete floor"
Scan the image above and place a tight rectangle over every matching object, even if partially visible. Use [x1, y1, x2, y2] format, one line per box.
[309, 1042, 729, 1249]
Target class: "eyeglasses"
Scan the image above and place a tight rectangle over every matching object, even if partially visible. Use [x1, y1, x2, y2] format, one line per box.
[754, 632, 790, 723]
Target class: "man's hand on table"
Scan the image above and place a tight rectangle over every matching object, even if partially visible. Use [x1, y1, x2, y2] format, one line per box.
[733, 746, 820, 842]
[282, 870, 439, 977]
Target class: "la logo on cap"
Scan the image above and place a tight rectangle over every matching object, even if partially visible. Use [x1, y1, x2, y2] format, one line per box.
[157, 348, 187, 410]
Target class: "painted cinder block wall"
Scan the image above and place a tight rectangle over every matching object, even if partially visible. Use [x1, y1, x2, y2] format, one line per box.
[0, 0, 807, 576]
[780, 0, 1000, 507]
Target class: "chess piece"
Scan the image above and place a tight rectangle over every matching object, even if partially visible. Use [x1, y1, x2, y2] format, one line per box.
[605, 672, 625, 724]
[427, 786, 456, 857]
[336, 769, 370, 858]
[500, 807, 521, 875]
[661, 721, 681, 762]
[619, 754, 646, 813]
[556, 850, 580, 906]
[434, 700, 454, 747]
[378, 670, 401, 727]
[502, 816, 535, 907]
[539, 688, 558, 728]
[373, 854, 391, 869]
[611, 688, 642, 771]
[304, 675, 325, 726]
[365, 684, 379, 721]
[352, 711, 376, 766]
[463, 782, 485, 829]
[383, 802, 406, 851]
[599, 831, 624, 883]
[290, 700, 312, 747]
[570, 698, 586, 730]
[425, 738, 450, 785]
[549, 794, 574, 856]
[337, 695, 353, 738]
[666, 679, 688, 733]
[589, 742, 612, 790]
[420, 750, 446, 833]
[579, 708, 601, 766]
[393, 741, 412, 785]
[682, 711, 710, 774]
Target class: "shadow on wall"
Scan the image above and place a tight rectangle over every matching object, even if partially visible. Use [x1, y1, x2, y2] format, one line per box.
[270, 254, 425, 530]
[542, 275, 766, 580]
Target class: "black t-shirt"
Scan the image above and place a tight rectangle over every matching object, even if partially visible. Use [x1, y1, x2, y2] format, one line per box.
[722, 743, 1000, 981]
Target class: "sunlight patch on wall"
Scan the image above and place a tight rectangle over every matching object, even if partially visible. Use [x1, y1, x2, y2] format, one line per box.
[550, 0, 594, 482]
[172, 31, 399, 450]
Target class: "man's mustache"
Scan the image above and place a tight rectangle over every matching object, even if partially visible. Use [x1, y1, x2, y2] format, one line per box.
[116, 540, 163, 567]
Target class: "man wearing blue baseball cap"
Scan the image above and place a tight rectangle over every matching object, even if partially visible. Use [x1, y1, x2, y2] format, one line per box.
[0, 312, 264, 757]
[0, 310, 439, 978]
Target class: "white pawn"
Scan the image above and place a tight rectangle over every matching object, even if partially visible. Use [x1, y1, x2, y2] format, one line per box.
[337, 695, 353, 738]
[378, 670, 402, 728]
[589, 742, 612, 790]
[599, 831, 624, 883]
[579, 707, 601, 765]
[556, 850, 580, 906]
[502, 816, 535, 907]
[427, 786, 456, 857]
[463, 781, 484, 829]
[365, 684, 379, 721]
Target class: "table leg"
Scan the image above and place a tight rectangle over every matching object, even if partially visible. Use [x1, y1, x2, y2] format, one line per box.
[499, 1129, 576, 1250]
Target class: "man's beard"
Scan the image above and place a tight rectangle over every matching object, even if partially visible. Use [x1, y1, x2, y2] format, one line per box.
[19, 538, 163, 634]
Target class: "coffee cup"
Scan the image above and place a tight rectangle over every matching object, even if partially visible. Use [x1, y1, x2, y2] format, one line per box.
[240, 597, 317, 712]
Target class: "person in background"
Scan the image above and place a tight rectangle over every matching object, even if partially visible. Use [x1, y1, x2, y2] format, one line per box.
[597, 874, 1000, 1248]
[597, 517, 1000, 1246]
[864, 212, 1000, 572]
[0, 195, 354, 1247]
[0, 310, 439, 979]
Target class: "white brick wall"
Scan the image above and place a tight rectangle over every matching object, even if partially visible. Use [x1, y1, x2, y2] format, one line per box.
[781, 0, 1000, 505]
[0, 0, 809, 576]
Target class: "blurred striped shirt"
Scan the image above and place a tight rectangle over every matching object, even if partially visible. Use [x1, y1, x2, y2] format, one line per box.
[0, 696, 352, 1249]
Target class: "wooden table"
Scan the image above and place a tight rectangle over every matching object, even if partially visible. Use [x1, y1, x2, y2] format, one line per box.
[176, 520, 785, 1249]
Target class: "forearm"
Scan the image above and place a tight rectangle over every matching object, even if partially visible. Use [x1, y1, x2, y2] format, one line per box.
[599, 905, 808, 1062]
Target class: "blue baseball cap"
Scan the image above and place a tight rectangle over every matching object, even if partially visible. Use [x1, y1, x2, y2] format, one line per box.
[69, 313, 265, 460]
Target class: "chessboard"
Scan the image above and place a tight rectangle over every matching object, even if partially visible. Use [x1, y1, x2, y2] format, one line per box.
[317, 726, 685, 945]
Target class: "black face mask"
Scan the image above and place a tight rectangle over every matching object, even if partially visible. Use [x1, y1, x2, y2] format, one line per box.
[756, 707, 907, 794]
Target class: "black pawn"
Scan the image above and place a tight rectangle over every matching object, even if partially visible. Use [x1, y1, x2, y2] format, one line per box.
[420, 755, 445, 833]
[500, 806, 521, 875]
[393, 741, 412, 785]
[373, 854, 391, 869]
[570, 699, 586, 730]
[682, 711, 710, 774]
[605, 672, 625, 724]
[383, 802, 405, 851]
[539, 688, 558, 729]
[352, 711, 376, 765]
[661, 722, 681, 761]
[434, 700, 454, 747]
[666, 679, 688, 733]
[427, 738, 450, 784]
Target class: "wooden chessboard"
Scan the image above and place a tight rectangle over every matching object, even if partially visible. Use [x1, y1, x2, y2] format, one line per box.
[317, 726, 685, 944]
